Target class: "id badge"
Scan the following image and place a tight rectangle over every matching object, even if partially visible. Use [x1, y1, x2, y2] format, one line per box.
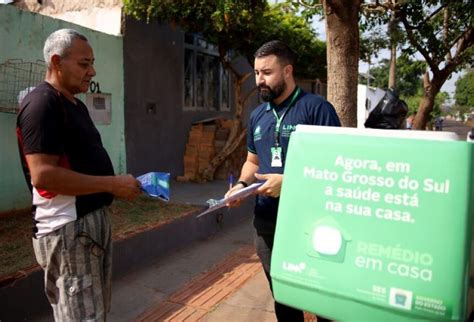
[271, 147, 283, 167]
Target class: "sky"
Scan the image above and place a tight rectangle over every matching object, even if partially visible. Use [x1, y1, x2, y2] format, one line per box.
[310, 18, 461, 98]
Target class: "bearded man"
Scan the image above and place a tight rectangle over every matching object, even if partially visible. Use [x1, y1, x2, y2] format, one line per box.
[225, 40, 340, 322]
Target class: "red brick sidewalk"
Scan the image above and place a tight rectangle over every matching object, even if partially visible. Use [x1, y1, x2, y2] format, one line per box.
[135, 245, 318, 322]
[135, 246, 261, 321]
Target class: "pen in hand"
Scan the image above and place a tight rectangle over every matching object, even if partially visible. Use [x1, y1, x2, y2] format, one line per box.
[228, 173, 234, 190]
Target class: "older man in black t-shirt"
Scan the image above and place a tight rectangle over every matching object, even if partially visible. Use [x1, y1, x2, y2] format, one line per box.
[16, 29, 141, 321]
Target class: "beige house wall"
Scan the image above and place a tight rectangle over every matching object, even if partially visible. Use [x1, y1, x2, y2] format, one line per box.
[14, 0, 123, 35]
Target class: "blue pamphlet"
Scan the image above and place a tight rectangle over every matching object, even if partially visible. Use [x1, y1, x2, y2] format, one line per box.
[137, 172, 170, 201]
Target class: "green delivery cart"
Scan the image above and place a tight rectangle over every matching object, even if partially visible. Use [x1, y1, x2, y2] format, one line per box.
[271, 125, 474, 321]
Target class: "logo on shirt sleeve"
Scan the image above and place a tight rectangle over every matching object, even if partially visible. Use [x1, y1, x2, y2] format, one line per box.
[254, 125, 262, 141]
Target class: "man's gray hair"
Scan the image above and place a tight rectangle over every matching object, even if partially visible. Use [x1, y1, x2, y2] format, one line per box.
[43, 29, 88, 68]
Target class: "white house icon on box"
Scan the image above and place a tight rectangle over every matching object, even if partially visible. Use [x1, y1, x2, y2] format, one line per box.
[306, 216, 351, 263]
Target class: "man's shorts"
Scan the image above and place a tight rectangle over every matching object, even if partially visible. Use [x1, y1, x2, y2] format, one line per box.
[33, 207, 112, 322]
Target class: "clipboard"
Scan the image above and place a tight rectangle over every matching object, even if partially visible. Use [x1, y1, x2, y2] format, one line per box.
[196, 182, 263, 218]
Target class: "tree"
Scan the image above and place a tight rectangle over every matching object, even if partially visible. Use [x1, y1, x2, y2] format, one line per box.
[403, 90, 422, 115]
[455, 69, 474, 109]
[404, 89, 448, 121]
[359, 30, 388, 87]
[322, 1, 363, 127]
[358, 1, 405, 90]
[383, 0, 409, 89]
[394, 1, 474, 129]
[371, 54, 451, 124]
[297, 0, 473, 130]
[123, 0, 326, 180]
[369, 54, 425, 97]
[295, 0, 362, 127]
[259, 4, 327, 80]
[361, 1, 473, 129]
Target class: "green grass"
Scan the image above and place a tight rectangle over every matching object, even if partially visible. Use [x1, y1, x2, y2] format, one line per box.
[0, 196, 199, 278]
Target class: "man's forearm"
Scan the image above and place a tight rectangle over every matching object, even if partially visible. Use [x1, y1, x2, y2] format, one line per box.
[238, 160, 259, 185]
[31, 163, 116, 196]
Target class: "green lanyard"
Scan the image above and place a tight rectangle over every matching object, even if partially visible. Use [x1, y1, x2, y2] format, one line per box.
[269, 87, 301, 147]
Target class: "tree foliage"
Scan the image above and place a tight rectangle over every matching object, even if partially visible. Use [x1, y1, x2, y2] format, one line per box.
[455, 69, 474, 108]
[123, 0, 326, 79]
[432, 91, 449, 118]
[395, 1, 473, 128]
[359, 29, 388, 65]
[398, 1, 473, 67]
[124, 0, 263, 71]
[362, 0, 473, 128]
[369, 54, 425, 97]
[403, 91, 422, 115]
[260, 4, 326, 79]
[295, 0, 473, 129]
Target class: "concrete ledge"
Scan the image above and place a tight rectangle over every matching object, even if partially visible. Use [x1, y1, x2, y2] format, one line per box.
[0, 269, 48, 321]
[0, 200, 253, 321]
[113, 200, 253, 279]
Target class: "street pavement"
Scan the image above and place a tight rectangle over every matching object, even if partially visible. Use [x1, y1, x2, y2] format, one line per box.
[33, 181, 281, 322]
[442, 119, 472, 139]
[33, 179, 322, 322]
[110, 217, 275, 322]
[202, 270, 277, 322]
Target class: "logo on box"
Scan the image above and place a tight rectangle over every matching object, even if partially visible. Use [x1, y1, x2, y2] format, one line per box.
[282, 261, 306, 273]
[389, 287, 413, 310]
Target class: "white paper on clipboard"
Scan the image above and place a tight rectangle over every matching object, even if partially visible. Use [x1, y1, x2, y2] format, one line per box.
[196, 182, 263, 218]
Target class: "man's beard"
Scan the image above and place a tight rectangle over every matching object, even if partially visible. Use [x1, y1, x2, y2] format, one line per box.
[258, 80, 286, 102]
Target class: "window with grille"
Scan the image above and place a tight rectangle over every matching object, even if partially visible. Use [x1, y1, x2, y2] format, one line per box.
[184, 34, 231, 111]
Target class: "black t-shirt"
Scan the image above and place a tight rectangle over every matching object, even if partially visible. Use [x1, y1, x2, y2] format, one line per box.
[17, 82, 114, 221]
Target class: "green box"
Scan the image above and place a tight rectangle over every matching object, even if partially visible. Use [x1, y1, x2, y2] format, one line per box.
[271, 126, 474, 321]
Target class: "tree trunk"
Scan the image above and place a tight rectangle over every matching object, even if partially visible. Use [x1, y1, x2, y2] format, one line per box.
[388, 2, 398, 89]
[200, 73, 255, 181]
[367, 57, 371, 87]
[412, 72, 443, 130]
[322, 0, 362, 128]
[413, 97, 435, 130]
[388, 44, 397, 89]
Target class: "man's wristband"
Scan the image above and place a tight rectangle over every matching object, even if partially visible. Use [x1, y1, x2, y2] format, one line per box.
[236, 180, 249, 188]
